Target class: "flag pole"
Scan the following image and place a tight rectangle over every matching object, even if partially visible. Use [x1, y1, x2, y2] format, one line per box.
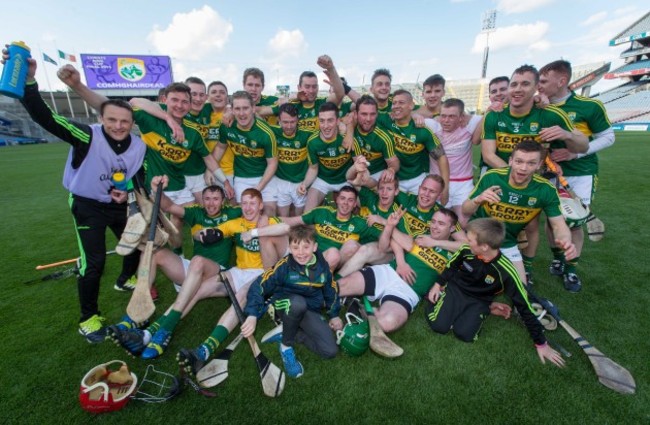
[37, 45, 58, 114]
[54, 41, 75, 118]
[73, 46, 90, 118]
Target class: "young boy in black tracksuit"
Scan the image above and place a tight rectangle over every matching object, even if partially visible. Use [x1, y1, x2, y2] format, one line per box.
[425, 218, 565, 368]
[241, 225, 343, 377]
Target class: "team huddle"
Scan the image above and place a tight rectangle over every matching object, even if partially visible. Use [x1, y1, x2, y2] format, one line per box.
[9, 48, 615, 379]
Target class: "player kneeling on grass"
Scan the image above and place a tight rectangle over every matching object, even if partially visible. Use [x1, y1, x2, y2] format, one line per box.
[239, 225, 343, 378]
[425, 218, 565, 367]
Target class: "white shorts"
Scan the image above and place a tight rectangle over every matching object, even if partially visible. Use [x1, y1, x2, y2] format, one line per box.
[398, 173, 426, 195]
[173, 257, 192, 293]
[226, 267, 264, 292]
[275, 178, 307, 208]
[367, 264, 420, 313]
[234, 176, 278, 203]
[311, 178, 349, 196]
[448, 179, 475, 207]
[165, 188, 195, 205]
[185, 174, 207, 194]
[500, 245, 523, 263]
[564, 175, 596, 206]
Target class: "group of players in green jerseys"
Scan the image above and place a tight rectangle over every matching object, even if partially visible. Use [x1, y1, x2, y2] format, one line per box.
[23, 49, 614, 379]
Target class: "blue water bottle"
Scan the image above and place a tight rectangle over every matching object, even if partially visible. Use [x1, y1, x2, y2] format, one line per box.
[111, 172, 128, 191]
[0, 41, 31, 99]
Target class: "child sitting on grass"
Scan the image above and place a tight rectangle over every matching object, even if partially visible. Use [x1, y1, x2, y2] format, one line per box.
[241, 225, 343, 378]
[424, 218, 565, 367]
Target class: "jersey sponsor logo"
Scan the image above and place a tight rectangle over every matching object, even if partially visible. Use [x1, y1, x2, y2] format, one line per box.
[145, 135, 190, 163]
[495, 132, 538, 153]
[318, 154, 351, 170]
[240, 236, 260, 252]
[362, 148, 383, 162]
[483, 202, 540, 223]
[229, 142, 265, 158]
[314, 223, 359, 245]
[207, 127, 220, 140]
[404, 212, 429, 235]
[299, 117, 319, 131]
[412, 246, 448, 273]
[195, 124, 209, 139]
[393, 134, 424, 154]
[278, 147, 307, 164]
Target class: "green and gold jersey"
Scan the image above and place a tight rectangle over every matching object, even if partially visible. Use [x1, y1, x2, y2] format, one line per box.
[358, 187, 399, 229]
[219, 118, 277, 178]
[553, 92, 611, 176]
[307, 133, 361, 185]
[394, 191, 462, 236]
[354, 125, 396, 175]
[339, 101, 353, 118]
[376, 114, 442, 180]
[179, 103, 215, 176]
[301, 206, 382, 251]
[217, 216, 280, 269]
[134, 109, 209, 191]
[207, 109, 235, 175]
[184, 204, 242, 267]
[274, 97, 328, 133]
[469, 168, 562, 248]
[258, 95, 279, 126]
[272, 126, 311, 183]
[390, 245, 453, 297]
[481, 105, 574, 167]
[377, 96, 393, 114]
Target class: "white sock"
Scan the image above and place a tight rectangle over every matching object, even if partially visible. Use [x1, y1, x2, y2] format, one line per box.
[143, 330, 152, 345]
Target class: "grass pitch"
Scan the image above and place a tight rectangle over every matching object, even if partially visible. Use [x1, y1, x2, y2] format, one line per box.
[0, 133, 648, 424]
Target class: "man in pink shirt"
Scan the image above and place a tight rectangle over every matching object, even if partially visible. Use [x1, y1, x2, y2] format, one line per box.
[425, 98, 481, 226]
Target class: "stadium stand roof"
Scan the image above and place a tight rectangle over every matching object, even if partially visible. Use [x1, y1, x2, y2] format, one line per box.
[620, 43, 650, 58]
[606, 59, 650, 79]
[569, 62, 610, 91]
[609, 11, 650, 46]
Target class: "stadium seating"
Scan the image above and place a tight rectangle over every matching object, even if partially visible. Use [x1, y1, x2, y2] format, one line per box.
[445, 79, 489, 113]
[622, 111, 650, 123]
[592, 81, 649, 104]
[602, 90, 650, 122]
[607, 59, 650, 76]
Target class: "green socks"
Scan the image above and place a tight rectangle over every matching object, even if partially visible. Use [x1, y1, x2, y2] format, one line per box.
[522, 255, 535, 274]
[200, 325, 230, 357]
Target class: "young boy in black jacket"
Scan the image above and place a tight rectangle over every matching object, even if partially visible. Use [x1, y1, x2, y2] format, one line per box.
[425, 218, 564, 368]
[241, 225, 343, 377]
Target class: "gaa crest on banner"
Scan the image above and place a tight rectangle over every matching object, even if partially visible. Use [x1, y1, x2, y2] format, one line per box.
[118, 58, 146, 82]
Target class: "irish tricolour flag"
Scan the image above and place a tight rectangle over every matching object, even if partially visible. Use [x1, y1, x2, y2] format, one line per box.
[58, 50, 77, 62]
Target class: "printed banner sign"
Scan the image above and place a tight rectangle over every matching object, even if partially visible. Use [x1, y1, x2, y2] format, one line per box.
[80, 54, 173, 90]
